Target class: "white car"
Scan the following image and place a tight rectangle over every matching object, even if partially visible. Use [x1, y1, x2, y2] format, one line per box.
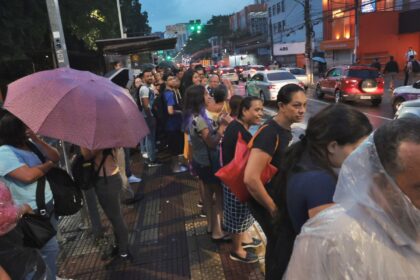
[242, 65, 266, 80]
[394, 99, 420, 119]
[245, 70, 304, 103]
[219, 67, 239, 84]
[281, 67, 308, 88]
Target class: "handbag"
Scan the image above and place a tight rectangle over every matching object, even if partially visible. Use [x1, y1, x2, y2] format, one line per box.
[17, 177, 56, 249]
[215, 125, 279, 202]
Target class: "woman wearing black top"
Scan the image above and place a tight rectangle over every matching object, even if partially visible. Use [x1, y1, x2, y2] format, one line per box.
[222, 97, 264, 263]
[244, 84, 307, 279]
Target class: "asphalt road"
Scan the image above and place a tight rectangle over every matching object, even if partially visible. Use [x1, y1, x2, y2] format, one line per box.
[234, 82, 394, 131]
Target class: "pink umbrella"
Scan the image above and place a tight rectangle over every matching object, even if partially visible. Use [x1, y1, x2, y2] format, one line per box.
[4, 67, 148, 149]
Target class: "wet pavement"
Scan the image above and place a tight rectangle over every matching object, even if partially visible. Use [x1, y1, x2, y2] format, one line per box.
[56, 151, 265, 280]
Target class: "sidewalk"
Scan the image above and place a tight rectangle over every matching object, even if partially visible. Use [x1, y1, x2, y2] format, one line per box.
[56, 151, 265, 280]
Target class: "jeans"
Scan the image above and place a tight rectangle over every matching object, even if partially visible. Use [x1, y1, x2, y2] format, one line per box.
[83, 188, 104, 238]
[95, 174, 129, 254]
[124, 148, 132, 177]
[145, 116, 157, 162]
[40, 215, 59, 280]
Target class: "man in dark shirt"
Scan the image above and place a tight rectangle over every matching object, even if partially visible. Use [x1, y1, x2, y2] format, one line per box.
[383, 56, 400, 90]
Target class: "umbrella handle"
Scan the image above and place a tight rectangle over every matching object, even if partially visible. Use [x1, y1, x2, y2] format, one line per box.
[60, 140, 71, 174]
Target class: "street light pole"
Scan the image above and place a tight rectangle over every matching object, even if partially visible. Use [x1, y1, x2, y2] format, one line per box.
[116, 0, 125, 38]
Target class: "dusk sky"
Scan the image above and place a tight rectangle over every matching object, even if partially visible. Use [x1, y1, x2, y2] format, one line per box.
[141, 0, 255, 32]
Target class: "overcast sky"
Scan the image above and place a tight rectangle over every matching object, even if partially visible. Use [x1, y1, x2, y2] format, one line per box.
[141, 0, 255, 32]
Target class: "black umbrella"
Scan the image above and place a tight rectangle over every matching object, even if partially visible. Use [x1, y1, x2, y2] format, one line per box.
[104, 68, 132, 89]
[139, 63, 156, 71]
[158, 61, 178, 71]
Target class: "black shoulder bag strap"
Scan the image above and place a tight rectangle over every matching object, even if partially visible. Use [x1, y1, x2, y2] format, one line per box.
[35, 176, 48, 217]
[94, 150, 111, 184]
[26, 141, 46, 163]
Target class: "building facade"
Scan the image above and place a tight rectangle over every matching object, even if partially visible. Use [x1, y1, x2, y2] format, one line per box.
[321, 0, 420, 67]
[230, 4, 268, 36]
[267, 0, 323, 67]
[164, 23, 189, 52]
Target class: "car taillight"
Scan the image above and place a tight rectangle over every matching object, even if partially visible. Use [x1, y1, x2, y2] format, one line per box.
[239, 68, 243, 72]
[343, 79, 358, 86]
[298, 82, 305, 88]
[220, 70, 223, 74]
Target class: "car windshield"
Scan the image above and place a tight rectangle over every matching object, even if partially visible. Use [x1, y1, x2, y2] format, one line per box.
[267, 72, 295, 81]
[290, 68, 306, 75]
[347, 69, 380, 79]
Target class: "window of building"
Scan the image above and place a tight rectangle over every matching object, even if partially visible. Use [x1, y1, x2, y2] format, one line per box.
[281, 0, 285, 12]
[277, 3, 281, 14]
[273, 22, 278, 33]
[269, 7, 272, 17]
[377, 0, 395, 11]
[272, 5, 276, 16]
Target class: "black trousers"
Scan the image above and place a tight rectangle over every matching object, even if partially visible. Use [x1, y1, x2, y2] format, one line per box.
[166, 130, 184, 156]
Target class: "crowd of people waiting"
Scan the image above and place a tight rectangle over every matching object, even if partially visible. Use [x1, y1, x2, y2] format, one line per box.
[0, 61, 419, 280]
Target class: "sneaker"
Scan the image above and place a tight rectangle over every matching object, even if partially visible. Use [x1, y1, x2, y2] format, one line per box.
[105, 253, 133, 269]
[146, 160, 162, 168]
[128, 175, 142, 183]
[229, 251, 259, 263]
[242, 238, 263, 249]
[172, 163, 188, 174]
[142, 152, 148, 159]
[197, 201, 203, 208]
[78, 223, 89, 231]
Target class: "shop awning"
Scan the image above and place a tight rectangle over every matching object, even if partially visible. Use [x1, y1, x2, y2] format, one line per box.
[96, 36, 177, 55]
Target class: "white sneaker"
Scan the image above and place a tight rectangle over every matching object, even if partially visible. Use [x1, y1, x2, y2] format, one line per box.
[56, 277, 74, 280]
[128, 175, 142, 183]
[142, 153, 148, 159]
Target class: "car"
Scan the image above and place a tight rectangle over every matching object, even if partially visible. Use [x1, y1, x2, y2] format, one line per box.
[219, 67, 239, 84]
[242, 65, 266, 80]
[281, 67, 308, 89]
[315, 65, 384, 106]
[245, 70, 304, 104]
[391, 80, 420, 112]
[394, 99, 420, 119]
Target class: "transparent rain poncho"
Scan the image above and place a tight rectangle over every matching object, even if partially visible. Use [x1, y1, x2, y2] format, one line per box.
[284, 135, 420, 279]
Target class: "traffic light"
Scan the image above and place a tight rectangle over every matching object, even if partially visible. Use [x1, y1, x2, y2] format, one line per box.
[189, 19, 202, 34]
[166, 55, 172, 61]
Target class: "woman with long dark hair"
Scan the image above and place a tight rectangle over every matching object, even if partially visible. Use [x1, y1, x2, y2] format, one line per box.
[270, 104, 373, 278]
[221, 96, 264, 263]
[0, 110, 60, 280]
[243, 84, 307, 279]
[183, 85, 231, 240]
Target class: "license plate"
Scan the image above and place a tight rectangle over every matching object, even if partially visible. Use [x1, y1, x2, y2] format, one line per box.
[360, 96, 371, 100]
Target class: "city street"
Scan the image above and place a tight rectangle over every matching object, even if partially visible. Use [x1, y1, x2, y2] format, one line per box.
[234, 80, 394, 129]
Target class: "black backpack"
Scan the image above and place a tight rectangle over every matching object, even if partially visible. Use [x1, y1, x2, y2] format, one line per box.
[152, 91, 169, 125]
[412, 60, 420, 73]
[71, 149, 112, 190]
[27, 141, 83, 216]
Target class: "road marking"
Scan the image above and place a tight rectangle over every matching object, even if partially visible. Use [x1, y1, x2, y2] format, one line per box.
[306, 97, 392, 121]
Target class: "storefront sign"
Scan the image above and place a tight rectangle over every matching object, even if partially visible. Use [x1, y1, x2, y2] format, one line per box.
[320, 39, 355, 51]
[273, 42, 305, 56]
[361, 0, 376, 13]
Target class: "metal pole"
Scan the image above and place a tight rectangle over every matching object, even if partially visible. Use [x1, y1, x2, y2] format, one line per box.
[45, 0, 71, 173]
[353, 0, 360, 64]
[304, 0, 313, 85]
[116, 0, 124, 38]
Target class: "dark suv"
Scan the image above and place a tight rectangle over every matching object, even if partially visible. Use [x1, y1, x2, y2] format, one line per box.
[315, 65, 384, 106]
